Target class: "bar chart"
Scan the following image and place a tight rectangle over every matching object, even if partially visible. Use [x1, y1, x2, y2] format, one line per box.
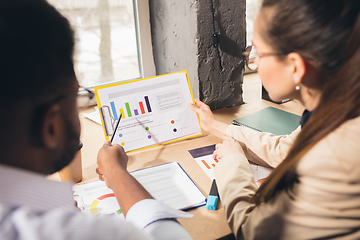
[188, 145, 218, 180]
[201, 157, 219, 169]
[110, 95, 153, 121]
[189, 144, 273, 185]
[95, 71, 202, 152]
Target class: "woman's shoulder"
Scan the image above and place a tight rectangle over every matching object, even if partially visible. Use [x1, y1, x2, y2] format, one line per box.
[288, 117, 360, 219]
[297, 116, 360, 180]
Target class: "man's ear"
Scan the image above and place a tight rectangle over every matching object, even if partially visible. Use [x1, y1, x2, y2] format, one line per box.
[40, 104, 63, 149]
[288, 52, 307, 85]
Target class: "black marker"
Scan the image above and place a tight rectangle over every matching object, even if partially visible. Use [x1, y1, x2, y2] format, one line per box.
[206, 179, 219, 210]
[110, 113, 122, 143]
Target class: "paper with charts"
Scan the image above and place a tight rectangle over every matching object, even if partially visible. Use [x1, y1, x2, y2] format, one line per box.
[94, 71, 202, 152]
[188, 145, 272, 186]
[73, 162, 206, 218]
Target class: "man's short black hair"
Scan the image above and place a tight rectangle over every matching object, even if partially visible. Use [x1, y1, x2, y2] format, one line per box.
[0, 0, 75, 104]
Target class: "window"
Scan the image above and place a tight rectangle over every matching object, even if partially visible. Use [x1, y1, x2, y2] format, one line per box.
[246, 0, 261, 46]
[49, 0, 155, 88]
[245, 0, 261, 73]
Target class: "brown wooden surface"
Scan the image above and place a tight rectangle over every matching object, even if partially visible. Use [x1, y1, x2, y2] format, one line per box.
[52, 73, 304, 240]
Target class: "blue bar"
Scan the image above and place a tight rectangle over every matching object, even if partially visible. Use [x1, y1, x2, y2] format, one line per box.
[110, 101, 118, 121]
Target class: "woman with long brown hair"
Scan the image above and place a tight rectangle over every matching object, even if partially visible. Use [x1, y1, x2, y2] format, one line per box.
[190, 0, 360, 239]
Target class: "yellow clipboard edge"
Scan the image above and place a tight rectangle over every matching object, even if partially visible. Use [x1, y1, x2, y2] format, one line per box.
[183, 70, 203, 137]
[94, 70, 203, 152]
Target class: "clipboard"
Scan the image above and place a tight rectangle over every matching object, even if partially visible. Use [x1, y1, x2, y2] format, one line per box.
[73, 162, 206, 217]
[94, 71, 202, 152]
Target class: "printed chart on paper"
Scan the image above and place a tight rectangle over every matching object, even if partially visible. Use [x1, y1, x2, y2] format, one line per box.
[95, 71, 202, 152]
[188, 145, 272, 186]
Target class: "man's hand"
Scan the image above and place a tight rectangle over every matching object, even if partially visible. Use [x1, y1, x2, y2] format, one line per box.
[96, 140, 128, 189]
[95, 140, 153, 216]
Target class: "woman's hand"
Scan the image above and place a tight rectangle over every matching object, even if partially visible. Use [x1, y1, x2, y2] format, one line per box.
[213, 137, 245, 160]
[189, 99, 216, 132]
[190, 99, 228, 138]
[96, 140, 128, 189]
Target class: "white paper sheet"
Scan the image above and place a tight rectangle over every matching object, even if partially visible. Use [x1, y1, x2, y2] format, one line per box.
[83, 107, 102, 125]
[73, 162, 206, 217]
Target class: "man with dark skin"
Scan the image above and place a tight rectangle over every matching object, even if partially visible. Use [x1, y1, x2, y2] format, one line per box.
[0, 1, 192, 239]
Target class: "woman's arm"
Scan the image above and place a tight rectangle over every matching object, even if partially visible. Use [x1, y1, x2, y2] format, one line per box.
[226, 125, 300, 168]
[190, 100, 300, 168]
[190, 99, 228, 139]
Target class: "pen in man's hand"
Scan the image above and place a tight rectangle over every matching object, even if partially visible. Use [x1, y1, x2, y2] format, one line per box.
[110, 113, 122, 143]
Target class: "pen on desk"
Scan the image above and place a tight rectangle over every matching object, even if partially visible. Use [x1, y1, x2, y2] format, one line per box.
[110, 113, 122, 143]
[206, 179, 219, 210]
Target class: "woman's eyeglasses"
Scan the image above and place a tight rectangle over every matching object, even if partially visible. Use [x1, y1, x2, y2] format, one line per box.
[242, 45, 258, 71]
[242, 45, 288, 71]
[242, 45, 322, 71]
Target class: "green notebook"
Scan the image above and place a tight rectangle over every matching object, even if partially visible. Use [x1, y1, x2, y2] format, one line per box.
[232, 107, 301, 135]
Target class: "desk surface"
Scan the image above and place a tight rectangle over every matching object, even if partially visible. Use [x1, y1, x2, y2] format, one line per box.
[76, 73, 304, 240]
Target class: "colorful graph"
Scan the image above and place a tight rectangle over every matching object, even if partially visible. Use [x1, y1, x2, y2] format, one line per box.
[90, 193, 122, 215]
[110, 96, 152, 120]
[201, 160, 211, 169]
[200, 157, 219, 170]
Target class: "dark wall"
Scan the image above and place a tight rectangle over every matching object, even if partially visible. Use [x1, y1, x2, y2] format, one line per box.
[149, 0, 246, 110]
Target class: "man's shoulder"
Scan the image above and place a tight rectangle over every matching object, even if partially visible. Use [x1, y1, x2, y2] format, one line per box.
[0, 204, 150, 240]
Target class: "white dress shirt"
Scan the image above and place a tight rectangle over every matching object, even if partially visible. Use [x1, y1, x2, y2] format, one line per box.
[0, 164, 193, 240]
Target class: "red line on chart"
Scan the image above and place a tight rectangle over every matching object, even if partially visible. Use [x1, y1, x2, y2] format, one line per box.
[201, 160, 211, 170]
[214, 158, 219, 163]
[97, 193, 115, 200]
[211, 164, 216, 168]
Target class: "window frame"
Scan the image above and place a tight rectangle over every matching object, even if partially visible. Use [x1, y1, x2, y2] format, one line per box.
[133, 0, 156, 79]
[79, 0, 155, 106]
